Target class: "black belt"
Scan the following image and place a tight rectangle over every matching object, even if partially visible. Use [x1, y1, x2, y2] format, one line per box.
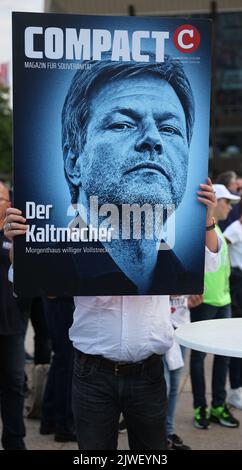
[75, 349, 162, 377]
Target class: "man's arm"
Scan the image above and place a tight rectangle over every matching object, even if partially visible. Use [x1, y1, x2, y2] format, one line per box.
[4, 208, 27, 263]
[197, 177, 218, 253]
[4, 208, 27, 240]
[4, 207, 58, 297]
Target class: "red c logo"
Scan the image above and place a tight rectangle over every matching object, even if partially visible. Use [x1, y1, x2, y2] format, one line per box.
[173, 25, 200, 53]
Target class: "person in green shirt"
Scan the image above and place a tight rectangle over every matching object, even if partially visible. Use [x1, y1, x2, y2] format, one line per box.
[190, 184, 240, 430]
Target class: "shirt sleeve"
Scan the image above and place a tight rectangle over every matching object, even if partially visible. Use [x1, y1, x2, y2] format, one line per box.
[204, 234, 222, 273]
[223, 223, 239, 245]
[165, 340, 184, 371]
[8, 264, 13, 283]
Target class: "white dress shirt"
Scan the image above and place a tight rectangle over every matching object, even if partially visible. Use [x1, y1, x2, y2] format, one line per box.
[223, 220, 242, 270]
[69, 244, 222, 363]
[70, 295, 173, 362]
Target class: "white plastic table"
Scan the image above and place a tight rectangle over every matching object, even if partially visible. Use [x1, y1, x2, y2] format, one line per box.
[175, 318, 242, 358]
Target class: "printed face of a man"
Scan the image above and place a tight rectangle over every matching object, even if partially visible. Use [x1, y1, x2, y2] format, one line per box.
[78, 73, 189, 207]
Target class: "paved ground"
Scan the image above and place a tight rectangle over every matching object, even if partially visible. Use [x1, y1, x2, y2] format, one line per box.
[1, 327, 242, 450]
[174, 354, 242, 450]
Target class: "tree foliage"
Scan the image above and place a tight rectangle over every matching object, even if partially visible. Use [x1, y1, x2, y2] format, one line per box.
[0, 85, 12, 178]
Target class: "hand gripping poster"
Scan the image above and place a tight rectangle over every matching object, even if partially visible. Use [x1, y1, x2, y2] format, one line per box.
[12, 13, 212, 296]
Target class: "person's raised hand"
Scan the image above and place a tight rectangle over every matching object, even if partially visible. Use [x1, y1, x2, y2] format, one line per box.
[197, 177, 217, 226]
[188, 294, 203, 309]
[4, 207, 28, 241]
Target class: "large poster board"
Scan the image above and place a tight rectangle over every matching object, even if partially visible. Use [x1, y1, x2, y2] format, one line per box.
[12, 13, 212, 296]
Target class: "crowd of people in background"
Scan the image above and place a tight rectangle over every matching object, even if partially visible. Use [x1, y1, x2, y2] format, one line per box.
[1, 171, 242, 450]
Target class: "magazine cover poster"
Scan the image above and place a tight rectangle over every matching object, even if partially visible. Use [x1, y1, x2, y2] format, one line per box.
[12, 13, 212, 296]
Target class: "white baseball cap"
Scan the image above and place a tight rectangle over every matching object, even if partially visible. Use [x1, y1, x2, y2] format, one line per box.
[213, 184, 240, 203]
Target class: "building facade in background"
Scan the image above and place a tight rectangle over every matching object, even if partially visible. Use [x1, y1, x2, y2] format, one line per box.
[44, 0, 242, 177]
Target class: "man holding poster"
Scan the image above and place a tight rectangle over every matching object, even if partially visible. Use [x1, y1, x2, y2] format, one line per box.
[5, 177, 220, 450]
[9, 13, 220, 450]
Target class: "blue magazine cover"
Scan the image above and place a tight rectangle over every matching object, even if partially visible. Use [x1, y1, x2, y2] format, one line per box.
[12, 12, 212, 296]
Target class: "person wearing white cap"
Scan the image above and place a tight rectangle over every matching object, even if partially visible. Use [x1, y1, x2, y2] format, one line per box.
[216, 172, 241, 232]
[191, 184, 240, 430]
[213, 184, 241, 205]
[223, 196, 242, 410]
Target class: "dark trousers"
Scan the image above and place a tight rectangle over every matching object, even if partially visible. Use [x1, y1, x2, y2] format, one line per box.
[229, 303, 242, 389]
[41, 298, 74, 430]
[0, 334, 26, 449]
[72, 351, 167, 450]
[230, 268, 242, 318]
[18, 297, 51, 364]
[230, 358, 242, 389]
[190, 303, 231, 408]
[31, 298, 51, 364]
